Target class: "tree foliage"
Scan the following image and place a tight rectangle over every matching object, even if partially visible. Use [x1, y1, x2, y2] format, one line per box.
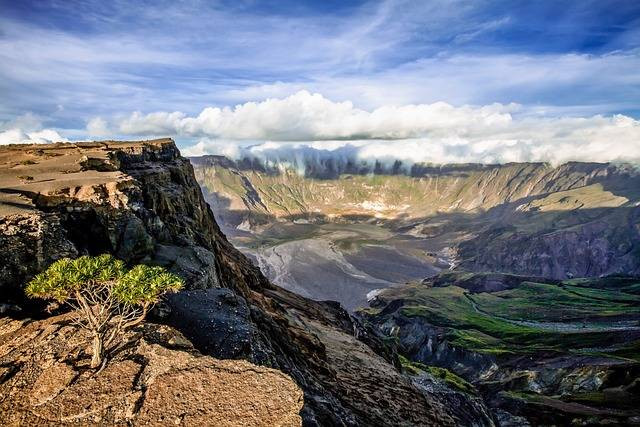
[26, 255, 184, 368]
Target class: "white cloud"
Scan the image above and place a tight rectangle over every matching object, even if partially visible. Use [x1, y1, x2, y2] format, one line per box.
[4, 91, 640, 166]
[86, 117, 110, 137]
[109, 91, 640, 165]
[0, 114, 68, 145]
[0, 128, 67, 145]
[116, 90, 518, 140]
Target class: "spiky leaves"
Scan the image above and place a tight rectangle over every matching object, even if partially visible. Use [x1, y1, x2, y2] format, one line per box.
[26, 255, 126, 302]
[25, 255, 184, 368]
[115, 265, 183, 305]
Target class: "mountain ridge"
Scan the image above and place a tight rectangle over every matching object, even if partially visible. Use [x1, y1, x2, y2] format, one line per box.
[192, 154, 640, 282]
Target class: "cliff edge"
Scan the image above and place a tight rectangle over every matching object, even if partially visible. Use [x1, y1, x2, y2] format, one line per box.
[0, 139, 482, 425]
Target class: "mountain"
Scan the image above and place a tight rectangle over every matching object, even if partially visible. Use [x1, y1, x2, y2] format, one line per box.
[0, 139, 487, 426]
[191, 155, 640, 223]
[192, 155, 640, 309]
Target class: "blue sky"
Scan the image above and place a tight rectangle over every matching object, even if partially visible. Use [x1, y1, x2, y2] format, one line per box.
[0, 0, 639, 164]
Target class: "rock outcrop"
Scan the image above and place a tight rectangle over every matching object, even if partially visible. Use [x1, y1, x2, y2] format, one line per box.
[0, 140, 482, 426]
[0, 313, 303, 426]
[0, 139, 268, 307]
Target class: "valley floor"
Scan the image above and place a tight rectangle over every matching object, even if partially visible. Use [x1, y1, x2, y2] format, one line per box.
[228, 222, 460, 311]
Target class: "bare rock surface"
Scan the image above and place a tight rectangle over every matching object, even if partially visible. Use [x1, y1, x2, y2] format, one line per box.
[0, 313, 303, 426]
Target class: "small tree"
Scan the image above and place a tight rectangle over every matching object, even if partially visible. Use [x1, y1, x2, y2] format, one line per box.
[26, 255, 184, 368]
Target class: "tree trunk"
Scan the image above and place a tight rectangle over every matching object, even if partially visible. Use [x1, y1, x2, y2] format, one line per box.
[90, 333, 104, 369]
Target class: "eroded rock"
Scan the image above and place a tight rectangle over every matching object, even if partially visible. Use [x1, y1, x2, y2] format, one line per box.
[0, 314, 304, 426]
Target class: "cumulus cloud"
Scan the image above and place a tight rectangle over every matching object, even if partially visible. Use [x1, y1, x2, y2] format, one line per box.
[86, 117, 110, 137]
[106, 91, 640, 166]
[0, 114, 68, 145]
[116, 90, 517, 140]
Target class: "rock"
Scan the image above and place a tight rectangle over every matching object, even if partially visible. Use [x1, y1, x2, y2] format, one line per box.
[164, 288, 275, 364]
[29, 362, 77, 406]
[0, 314, 304, 426]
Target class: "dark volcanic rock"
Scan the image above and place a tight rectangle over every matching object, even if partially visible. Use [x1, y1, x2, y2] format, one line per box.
[165, 288, 276, 364]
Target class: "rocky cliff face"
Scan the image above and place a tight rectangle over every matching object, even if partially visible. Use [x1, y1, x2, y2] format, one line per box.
[0, 140, 484, 426]
[0, 139, 268, 307]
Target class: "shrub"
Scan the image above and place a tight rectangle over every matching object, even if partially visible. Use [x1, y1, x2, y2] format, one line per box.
[26, 255, 183, 368]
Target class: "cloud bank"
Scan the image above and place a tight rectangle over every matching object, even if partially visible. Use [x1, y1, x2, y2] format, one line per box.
[0, 114, 67, 145]
[92, 91, 640, 166]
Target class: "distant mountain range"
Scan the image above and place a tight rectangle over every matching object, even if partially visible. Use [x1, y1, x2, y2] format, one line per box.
[192, 155, 640, 282]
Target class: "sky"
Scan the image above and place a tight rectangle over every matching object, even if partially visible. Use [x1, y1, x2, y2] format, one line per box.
[1, 0, 640, 165]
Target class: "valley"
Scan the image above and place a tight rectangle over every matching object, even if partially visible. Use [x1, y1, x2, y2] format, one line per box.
[233, 222, 455, 310]
[193, 154, 640, 425]
[193, 154, 640, 310]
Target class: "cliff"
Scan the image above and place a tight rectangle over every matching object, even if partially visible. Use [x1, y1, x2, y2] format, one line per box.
[0, 139, 268, 307]
[0, 139, 481, 425]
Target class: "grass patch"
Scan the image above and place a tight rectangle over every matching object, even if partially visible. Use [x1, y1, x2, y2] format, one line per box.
[398, 355, 477, 395]
[370, 276, 640, 356]
[471, 282, 640, 322]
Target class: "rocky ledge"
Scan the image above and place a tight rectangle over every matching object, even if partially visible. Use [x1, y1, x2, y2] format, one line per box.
[0, 139, 486, 425]
[0, 138, 268, 308]
[0, 313, 303, 426]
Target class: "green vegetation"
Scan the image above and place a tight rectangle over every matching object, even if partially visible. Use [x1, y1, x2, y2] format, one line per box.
[27, 255, 183, 368]
[564, 276, 640, 295]
[366, 274, 640, 360]
[398, 355, 477, 395]
[423, 366, 477, 395]
[471, 281, 640, 322]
